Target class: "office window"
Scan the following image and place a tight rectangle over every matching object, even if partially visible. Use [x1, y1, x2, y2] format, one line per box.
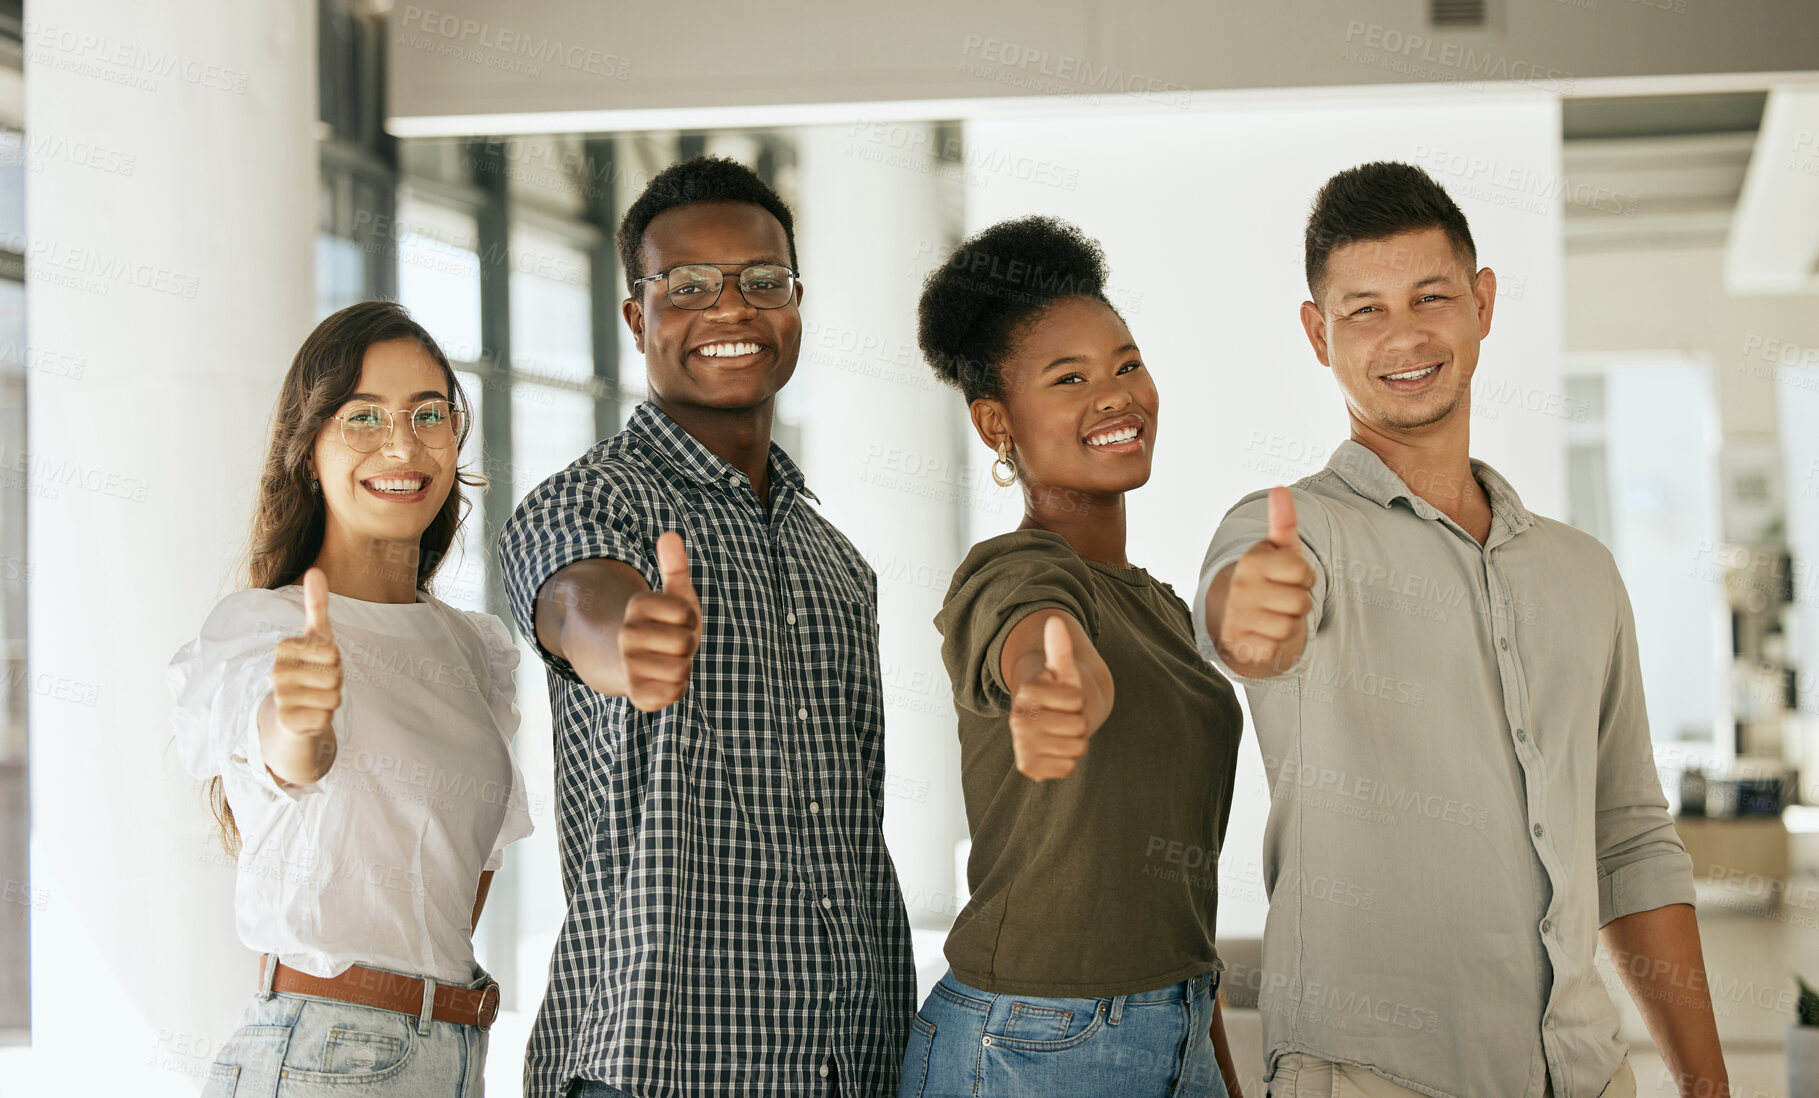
[510, 226, 592, 386]
[0, 128, 22, 246]
[316, 173, 367, 319]
[397, 196, 483, 365]
[439, 370, 488, 615]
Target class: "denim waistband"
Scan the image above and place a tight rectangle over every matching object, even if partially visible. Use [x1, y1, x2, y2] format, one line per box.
[941, 967, 1219, 1005]
[1120, 968, 1220, 1003]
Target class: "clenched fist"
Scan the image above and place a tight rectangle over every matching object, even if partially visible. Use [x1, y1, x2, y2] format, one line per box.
[1009, 616, 1100, 782]
[619, 530, 703, 712]
[1214, 487, 1316, 676]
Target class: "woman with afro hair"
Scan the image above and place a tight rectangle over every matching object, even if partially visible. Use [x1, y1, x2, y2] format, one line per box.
[904, 216, 1246, 1098]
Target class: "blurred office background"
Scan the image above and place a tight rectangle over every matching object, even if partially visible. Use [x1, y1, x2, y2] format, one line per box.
[4, 0, 1819, 1092]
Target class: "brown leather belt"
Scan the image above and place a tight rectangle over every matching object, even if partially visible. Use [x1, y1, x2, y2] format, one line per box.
[259, 956, 500, 1030]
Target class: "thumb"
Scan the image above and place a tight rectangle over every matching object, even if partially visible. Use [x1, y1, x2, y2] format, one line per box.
[1266, 486, 1298, 551]
[655, 531, 697, 605]
[1043, 615, 1080, 688]
[302, 567, 333, 641]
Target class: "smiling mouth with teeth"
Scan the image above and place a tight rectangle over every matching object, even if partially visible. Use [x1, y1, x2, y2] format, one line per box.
[1383, 364, 1441, 382]
[1086, 425, 1142, 447]
[697, 341, 763, 358]
[364, 476, 428, 494]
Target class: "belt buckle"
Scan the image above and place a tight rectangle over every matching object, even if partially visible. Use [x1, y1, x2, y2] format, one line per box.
[476, 981, 501, 1030]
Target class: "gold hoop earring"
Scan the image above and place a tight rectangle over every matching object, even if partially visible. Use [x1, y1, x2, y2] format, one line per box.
[992, 439, 1017, 487]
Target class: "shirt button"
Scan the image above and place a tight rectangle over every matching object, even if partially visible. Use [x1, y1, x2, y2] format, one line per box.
[821, 896, 833, 909]
[1500, 637, 1510, 650]
[787, 611, 797, 625]
[1540, 919, 1552, 934]
[1533, 823, 1545, 838]
[809, 801, 821, 815]
[819, 1063, 830, 1078]
[828, 990, 837, 1003]
[797, 707, 808, 721]
[1516, 729, 1528, 742]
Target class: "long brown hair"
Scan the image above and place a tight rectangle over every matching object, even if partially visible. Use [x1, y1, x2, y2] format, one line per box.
[208, 301, 484, 856]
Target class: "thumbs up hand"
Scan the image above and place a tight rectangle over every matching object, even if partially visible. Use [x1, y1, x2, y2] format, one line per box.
[1215, 487, 1317, 675]
[270, 567, 344, 762]
[1008, 615, 1101, 782]
[619, 530, 703, 712]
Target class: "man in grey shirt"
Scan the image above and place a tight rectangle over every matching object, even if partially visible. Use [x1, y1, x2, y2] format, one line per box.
[1195, 162, 1729, 1098]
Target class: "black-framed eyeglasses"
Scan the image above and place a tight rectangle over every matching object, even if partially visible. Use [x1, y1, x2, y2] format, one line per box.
[330, 399, 467, 454]
[630, 263, 799, 311]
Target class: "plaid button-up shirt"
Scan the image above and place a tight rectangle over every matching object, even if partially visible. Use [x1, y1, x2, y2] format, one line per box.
[499, 401, 916, 1098]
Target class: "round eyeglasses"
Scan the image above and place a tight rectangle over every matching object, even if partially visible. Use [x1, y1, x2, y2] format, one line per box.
[330, 399, 467, 454]
[630, 263, 798, 311]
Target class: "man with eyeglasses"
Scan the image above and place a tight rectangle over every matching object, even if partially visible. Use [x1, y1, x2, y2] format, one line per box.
[498, 156, 915, 1098]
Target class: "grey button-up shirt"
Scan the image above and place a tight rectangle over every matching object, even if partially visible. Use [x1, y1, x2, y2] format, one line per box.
[1194, 440, 1694, 1098]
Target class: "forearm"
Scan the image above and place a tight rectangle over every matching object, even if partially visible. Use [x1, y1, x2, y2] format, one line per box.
[256, 691, 337, 785]
[472, 870, 493, 928]
[1210, 992, 1243, 1097]
[536, 560, 643, 697]
[1600, 903, 1727, 1096]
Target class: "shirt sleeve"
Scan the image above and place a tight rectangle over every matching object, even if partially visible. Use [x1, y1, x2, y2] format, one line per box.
[1191, 486, 1330, 681]
[1594, 550, 1697, 925]
[497, 459, 655, 686]
[934, 534, 1099, 718]
[467, 610, 536, 872]
[166, 588, 345, 804]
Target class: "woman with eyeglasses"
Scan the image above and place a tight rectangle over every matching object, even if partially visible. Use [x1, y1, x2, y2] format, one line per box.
[901, 218, 1245, 1098]
[169, 300, 534, 1097]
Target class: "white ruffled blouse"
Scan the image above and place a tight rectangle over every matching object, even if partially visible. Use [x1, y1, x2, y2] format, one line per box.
[168, 584, 535, 983]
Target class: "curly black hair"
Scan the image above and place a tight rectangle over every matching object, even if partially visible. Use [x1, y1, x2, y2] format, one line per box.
[917, 215, 1113, 402]
[1305, 161, 1475, 305]
[616, 155, 799, 294]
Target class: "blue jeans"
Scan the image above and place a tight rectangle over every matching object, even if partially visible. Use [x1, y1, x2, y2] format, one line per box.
[901, 968, 1227, 1098]
[202, 968, 491, 1096]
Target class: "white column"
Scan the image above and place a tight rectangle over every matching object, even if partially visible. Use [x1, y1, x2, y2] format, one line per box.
[788, 123, 972, 980]
[25, 1, 315, 1090]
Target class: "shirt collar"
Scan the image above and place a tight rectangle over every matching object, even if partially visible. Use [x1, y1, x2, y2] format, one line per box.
[1324, 438, 1532, 534]
[626, 400, 819, 504]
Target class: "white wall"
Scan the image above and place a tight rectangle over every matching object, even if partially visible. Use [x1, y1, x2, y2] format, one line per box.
[960, 90, 1567, 936]
[24, 0, 317, 1092]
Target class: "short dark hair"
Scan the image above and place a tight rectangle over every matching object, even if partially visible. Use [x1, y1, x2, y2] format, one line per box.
[917, 215, 1113, 402]
[1304, 161, 1476, 305]
[616, 155, 798, 294]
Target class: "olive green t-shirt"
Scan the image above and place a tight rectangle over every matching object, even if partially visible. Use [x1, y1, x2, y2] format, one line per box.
[934, 529, 1244, 997]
